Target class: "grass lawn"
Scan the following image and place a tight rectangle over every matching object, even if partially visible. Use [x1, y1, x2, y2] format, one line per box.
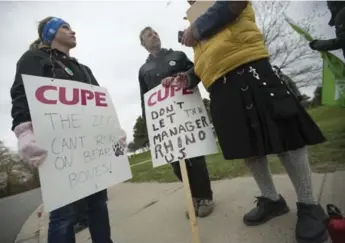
[127, 106, 345, 183]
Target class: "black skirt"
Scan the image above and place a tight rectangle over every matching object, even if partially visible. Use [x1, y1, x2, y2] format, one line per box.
[209, 58, 326, 160]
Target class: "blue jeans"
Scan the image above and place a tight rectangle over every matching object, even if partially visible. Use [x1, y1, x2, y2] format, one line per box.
[47, 190, 112, 243]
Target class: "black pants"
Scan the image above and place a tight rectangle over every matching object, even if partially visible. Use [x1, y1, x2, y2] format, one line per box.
[170, 156, 213, 200]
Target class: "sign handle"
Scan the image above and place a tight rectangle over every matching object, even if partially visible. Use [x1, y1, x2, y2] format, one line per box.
[179, 159, 201, 243]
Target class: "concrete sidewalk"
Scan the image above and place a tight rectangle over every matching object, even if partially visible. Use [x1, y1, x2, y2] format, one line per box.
[15, 171, 345, 243]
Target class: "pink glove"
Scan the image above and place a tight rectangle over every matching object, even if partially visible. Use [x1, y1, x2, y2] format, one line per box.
[13, 122, 47, 167]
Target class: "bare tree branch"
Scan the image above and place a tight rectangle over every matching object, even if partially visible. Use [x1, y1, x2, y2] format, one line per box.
[253, 1, 327, 88]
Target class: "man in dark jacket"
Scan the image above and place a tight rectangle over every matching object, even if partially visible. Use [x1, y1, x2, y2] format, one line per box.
[309, 1, 345, 59]
[138, 26, 214, 218]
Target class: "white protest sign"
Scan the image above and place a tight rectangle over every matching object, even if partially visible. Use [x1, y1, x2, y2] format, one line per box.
[144, 85, 218, 167]
[22, 75, 132, 212]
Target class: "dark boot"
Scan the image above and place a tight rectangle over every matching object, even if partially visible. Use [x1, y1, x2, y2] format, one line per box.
[185, 198, 215, 219]
[243, 195, 290, 226]
[296, 203, 328, 243]
[197, 199, 214, 217]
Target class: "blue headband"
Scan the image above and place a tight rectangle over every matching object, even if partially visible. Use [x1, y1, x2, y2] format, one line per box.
[41, 17, 67, 44]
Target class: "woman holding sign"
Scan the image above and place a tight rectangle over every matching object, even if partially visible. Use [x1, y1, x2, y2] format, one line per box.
[10, 16, 120, 243]
[163, 1, 328, 243]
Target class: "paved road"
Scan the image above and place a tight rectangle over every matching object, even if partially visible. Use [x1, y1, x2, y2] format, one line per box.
[0, 160, 157, 243]
[0, 160, 150, 243]
[0, 189, 42, 243]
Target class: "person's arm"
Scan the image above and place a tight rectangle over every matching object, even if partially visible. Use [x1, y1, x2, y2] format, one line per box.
[11, 52, 44, 131]
[138, 72, 149, 120]
[180, 52, 200, 89]
[284, 75, 302, 98]
[191, 1, 248, 41]
[185, 68, 200, 89]
[310, 36, 344, 52]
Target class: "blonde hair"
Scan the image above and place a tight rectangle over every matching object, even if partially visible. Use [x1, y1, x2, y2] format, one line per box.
[29, 16, 54, 50]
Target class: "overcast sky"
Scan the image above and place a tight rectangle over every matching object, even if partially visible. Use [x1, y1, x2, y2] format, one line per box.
[0, 1, 341, 151]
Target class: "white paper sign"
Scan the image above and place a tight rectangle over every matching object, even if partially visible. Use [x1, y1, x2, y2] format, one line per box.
[144, 85, 218, 167]
[22, 75, 132, 212]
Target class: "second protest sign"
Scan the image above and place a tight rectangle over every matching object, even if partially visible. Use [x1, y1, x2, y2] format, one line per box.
[144, 85, 218, 167]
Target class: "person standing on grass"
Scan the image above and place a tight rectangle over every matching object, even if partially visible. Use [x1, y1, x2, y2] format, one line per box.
[162, 1, 328, 243]
[138, 26, 214, 218]
[10, 16, 125, 243]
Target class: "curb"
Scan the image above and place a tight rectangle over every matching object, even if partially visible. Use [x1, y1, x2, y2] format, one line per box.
[37, 205, 47, 243]
[130, 160, 151, 167]
[15, 204, 45, 243]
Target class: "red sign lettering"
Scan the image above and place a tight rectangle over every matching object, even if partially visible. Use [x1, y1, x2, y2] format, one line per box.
[35, 85, 57, 104]
[95, 92, 107, 107]
[35, 85, 108, 107]
[80, 89, 94, 106]
[59, 87, 79, 105]
[147, 85, 193, 107]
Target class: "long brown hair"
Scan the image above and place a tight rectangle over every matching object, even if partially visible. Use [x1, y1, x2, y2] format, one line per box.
[29, 16, 54, 50]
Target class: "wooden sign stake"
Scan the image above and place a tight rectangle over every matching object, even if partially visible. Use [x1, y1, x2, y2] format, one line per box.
[179, 159, 201, 243]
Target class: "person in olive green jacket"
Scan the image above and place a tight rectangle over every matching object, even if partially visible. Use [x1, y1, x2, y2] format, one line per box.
[162, 1, 328, 243]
